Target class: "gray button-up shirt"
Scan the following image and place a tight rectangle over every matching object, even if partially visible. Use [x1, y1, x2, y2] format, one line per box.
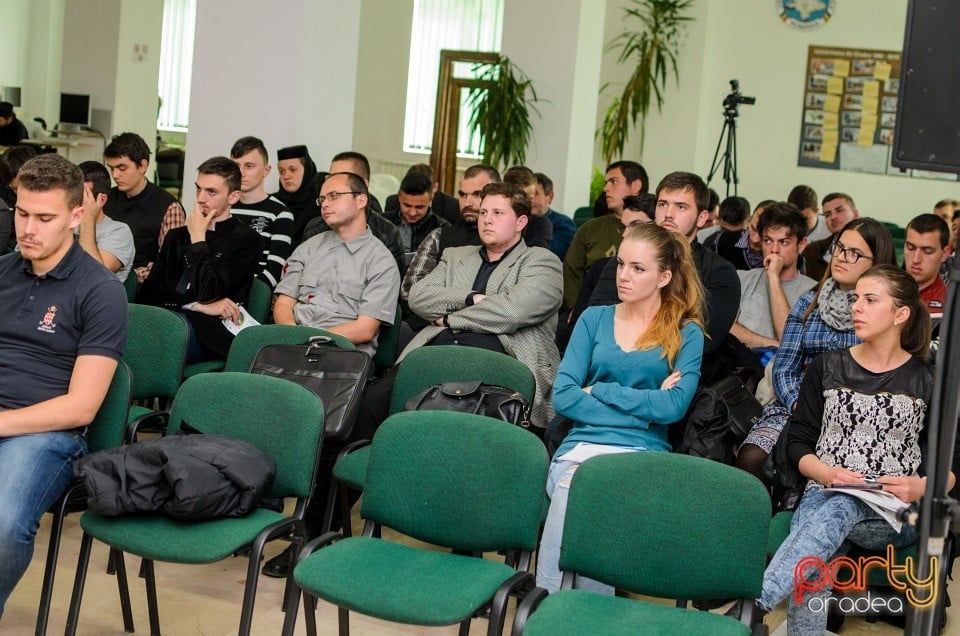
[275, 228, 399, 355]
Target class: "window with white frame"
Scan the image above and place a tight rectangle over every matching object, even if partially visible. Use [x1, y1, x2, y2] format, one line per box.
[157, 0, 196, 131]
[402, 0, 504, 157]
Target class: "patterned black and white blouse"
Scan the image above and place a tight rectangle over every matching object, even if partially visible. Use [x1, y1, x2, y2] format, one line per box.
[786, 348, 934, 481]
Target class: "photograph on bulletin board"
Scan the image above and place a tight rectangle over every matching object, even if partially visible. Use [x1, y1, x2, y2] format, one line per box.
[797, 46, 900, 175]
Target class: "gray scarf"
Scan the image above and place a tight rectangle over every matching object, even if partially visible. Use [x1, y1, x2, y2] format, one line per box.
[816, 278, 856, 331]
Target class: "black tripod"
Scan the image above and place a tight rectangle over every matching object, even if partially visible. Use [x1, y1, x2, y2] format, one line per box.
[905, 255, 960, 635]
[707, 108, 739, 198]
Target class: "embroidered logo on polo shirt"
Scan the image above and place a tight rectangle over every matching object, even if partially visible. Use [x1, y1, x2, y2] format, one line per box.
[38, 305, 58, 334]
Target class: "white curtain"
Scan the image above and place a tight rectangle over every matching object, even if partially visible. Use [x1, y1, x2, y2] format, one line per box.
[402, 0, 504, 157]
[157, 0, 197, 130]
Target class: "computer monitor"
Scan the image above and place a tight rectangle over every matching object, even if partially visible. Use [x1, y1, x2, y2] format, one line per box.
[59, 93, 90, 126]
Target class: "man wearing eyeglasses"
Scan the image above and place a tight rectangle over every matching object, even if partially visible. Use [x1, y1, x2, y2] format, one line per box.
[272, 171, 400, 357]
[801, 192, 859, 281]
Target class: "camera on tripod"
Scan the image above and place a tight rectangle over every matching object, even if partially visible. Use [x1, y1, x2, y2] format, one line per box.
[722, 79, 756, 116]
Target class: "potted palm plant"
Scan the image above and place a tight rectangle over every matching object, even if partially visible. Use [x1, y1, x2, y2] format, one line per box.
[465, 55, 541, 169]
[599, 0, 694, 163]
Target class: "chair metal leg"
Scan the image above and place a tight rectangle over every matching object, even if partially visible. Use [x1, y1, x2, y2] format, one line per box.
[458, 619, 471, 636]
[34, 500, 68, 636]
[280, 576, 301, 636]
[111, 548, 135, 632]
[303, 595, 318, 636]
[142, 558, 161, 635]
[65, 532, 94, 636]
[337, 606, 350, 636]
[239, 539, 270, 636]
[337, 482, 353, 538]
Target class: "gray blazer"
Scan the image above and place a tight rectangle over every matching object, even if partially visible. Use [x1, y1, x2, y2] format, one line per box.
[404, 240, 563, 429]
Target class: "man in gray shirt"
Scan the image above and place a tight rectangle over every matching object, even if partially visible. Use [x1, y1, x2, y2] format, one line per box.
[77, 161, 135, 282]
[731, 202, 816, 350]
[273, 171, 399, 356]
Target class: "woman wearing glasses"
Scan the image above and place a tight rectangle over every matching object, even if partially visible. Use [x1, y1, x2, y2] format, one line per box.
[736, 218, 897, 490]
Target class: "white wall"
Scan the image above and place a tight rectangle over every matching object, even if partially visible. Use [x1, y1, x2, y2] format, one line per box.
[182, 0, 361, 210]
[61, 0, 121, 115]
[111, 0, 164, 156]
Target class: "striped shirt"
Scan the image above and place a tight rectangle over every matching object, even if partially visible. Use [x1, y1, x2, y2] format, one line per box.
[232, 196, 294, 288]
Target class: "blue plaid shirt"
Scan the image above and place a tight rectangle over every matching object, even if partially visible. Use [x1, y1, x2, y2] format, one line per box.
[772, 290, 860, 410]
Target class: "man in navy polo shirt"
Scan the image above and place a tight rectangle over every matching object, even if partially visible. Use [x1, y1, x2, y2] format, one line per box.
[0, 154, 127, 618]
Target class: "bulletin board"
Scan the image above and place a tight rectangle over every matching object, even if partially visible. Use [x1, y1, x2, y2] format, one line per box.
[797, 46, 902, 175]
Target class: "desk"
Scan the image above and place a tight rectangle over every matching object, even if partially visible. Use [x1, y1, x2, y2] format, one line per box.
[21, 135, 105, 164]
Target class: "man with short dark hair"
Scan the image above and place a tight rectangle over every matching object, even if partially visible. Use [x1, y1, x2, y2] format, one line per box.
[103, 132, 185, 282]
[730, 203, 815, 350]
[229, 136, 294, 287]
[698, 195, 750, 244]
[76, 161, 135, 282]
[787, 184, 830, 243]
[273, 171, 400, 356]
[0, 154, 127, 616]
[383, 163, 461, 225]
[905, 213, 952, 313]
[562, 160, 647, 309]
[406, 181, 562, 431]
[534, 172, 576, 260]
[590, 171, 740, 381]
[383, 170, 448, 257]
[400, 164, 502, 301]
[301, 151, 405, 273]
[138, 157, 263, 361]
[0, 102, 28, 146]
[801, 192, 859, 281]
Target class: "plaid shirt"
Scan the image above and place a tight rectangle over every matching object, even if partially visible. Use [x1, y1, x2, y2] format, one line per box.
[133, 200, 186, 282]
[772, 289, 860, 410]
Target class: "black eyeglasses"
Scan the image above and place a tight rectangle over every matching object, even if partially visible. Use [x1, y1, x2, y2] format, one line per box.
[316, 191, 360, 205]
[833, 241, 873, 264]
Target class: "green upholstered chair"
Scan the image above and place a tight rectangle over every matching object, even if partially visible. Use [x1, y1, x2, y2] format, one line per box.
[223, 323, 355, 373]
[328, 345, 536, 536]
[122, 271, 137, 302]
[572, 206, 593, 228]
[371, 304, 403, 372]
[245, 277, 272, 325]
[35, 361, 134, 636]
[123, 304, 188, 428]
[64, 373, 325, 636]
[513, 452, 771, 636]
[284, 411, 549, 636]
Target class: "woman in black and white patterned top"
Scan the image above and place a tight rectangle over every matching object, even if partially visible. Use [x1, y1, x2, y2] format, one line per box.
[757, 264, 958, 635]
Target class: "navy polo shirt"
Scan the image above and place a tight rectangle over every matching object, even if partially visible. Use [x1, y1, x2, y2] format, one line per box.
[0, 240, 127, 409]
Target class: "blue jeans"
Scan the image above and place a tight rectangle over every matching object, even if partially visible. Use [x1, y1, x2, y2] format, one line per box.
[535, 459, 617, 594]
[759, 486, 917, 636]
[0, 430, 87, 617]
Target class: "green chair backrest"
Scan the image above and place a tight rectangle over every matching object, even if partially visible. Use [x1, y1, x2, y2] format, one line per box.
[223, 324, 355, 373]
[246, 278, 272, 325]
[124, 304, 189, 401]
[87, 361, 133, 454]
[372, 304, 402, 370]
[167, 373, 324, 499]
[389, 345, 536, 415]
[362, 411, 548, 553]
[123, 273, 138, 303]
[561, 452, 770, 600]
[573, 206, 593, 228]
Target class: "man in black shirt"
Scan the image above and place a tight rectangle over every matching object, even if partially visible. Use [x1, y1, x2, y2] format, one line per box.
[138, 157, 262, 361]
[0, 102, 28, 146]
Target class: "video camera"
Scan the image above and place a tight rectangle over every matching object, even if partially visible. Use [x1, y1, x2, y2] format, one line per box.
[722, 79, 756, 117]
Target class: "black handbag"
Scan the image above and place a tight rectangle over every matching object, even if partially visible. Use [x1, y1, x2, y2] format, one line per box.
[249, 336, 373, 440]
[404, 380, 531, 427]
[709, 374, 763, 442]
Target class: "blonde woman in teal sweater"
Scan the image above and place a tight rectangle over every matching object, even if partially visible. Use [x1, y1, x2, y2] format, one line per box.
[537, 223, 706, 592]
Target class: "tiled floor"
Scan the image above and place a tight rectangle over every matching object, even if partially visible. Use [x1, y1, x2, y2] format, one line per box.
[4, 505, 957, 635]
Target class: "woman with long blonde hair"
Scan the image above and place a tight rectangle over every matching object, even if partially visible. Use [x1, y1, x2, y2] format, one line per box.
[536, 222, 705, 592]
